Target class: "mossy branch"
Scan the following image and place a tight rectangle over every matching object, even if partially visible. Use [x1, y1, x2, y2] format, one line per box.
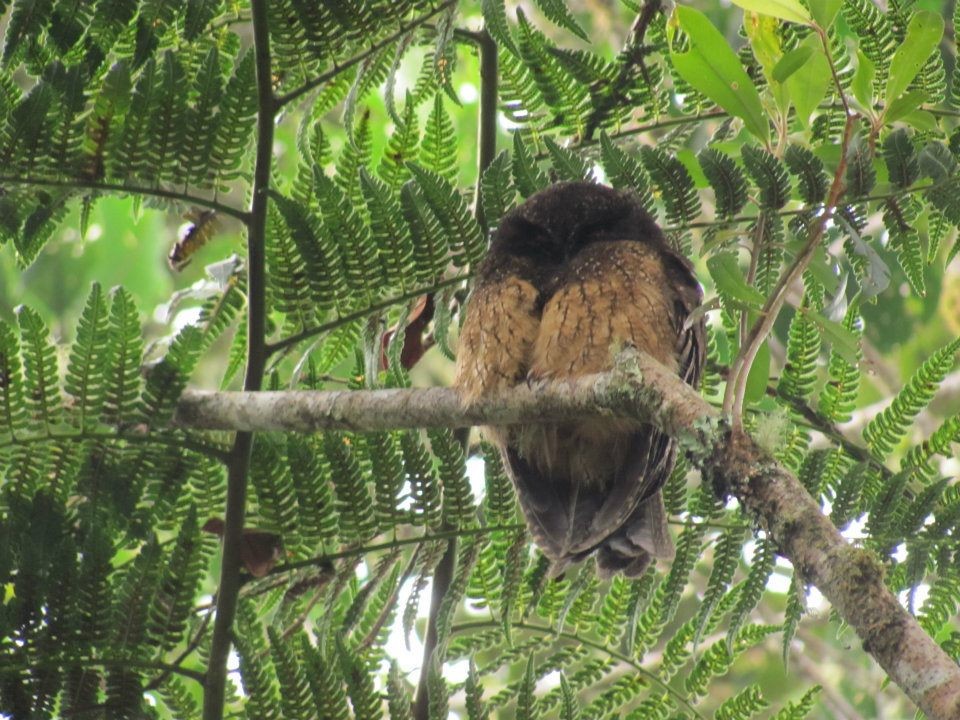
[176, 348, 960, 720]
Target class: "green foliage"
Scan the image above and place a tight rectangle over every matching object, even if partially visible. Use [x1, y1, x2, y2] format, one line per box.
[2, 2, 958, 718]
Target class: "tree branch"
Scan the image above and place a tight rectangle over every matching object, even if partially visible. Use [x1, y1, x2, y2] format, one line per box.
[202, 0, 274, 717]
[176, 348, 960, 720]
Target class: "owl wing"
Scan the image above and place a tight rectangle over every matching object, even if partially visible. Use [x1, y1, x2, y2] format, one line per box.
[453, 262, 542, 446]
[504, 240, 703, 574]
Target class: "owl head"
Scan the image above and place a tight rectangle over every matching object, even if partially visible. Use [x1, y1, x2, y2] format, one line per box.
[492, 181, 663, 261]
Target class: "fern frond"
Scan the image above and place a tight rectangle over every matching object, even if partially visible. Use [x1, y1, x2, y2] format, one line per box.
[715, 684, 769, 720]
[640, 145, 699, 226]
[361, 168, 415, 289]
[863, 338, 960, 459]
[818, 307, 863, 424]
[726, 538, 776, 652]
[598, 132, 654, 212]
[235, 600, 283, 720]
[479, 149, 516, 231]
[544, 137, 593, 182]
[511, 131, 549, 197]
[783, 144, 827, 205]
[323, 432, 377, 542]
[883, 196, 925, 296]
[777, 303, 821, 404]
[399, 430, 443, 530]
[16, 305, 62, 433]
[0, 319, 28, 438]
[407, 163, 485, 266]
[699, 147, 748, 220]
[742, 145, 790, 210]
[771, 685, 821, 719]
[422, 93, 458, 181]
[882, 128, 919, 189]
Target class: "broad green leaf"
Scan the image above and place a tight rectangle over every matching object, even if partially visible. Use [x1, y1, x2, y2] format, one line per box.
[807, 0, 841, 28]
[851, 48, 876, 111]
[672, 6, 769, 143]
[785, 36, 830, 128]
[744, 12, 791, 114]
[731, 0, 811, 24]
[744, 340, 771, 405]
[885, 90, 926, 125]
[772, 46, 812, 83]
[707, 251, 766, 308]
[885, 11, 944, 106]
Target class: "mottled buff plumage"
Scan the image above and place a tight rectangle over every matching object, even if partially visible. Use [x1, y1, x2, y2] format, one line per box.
[454, 181, 705, 578]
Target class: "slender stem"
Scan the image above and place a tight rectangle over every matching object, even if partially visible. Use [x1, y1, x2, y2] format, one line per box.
[266, 274, 471, 356]
[451, 620, 707, 719]
[0, 657, 205, 684]
[0, 175, 249, 222]
[202, 1, 273, 718]
[0, 428, 229, 463]
[274, 0, 458, 108]
[722, 27, 857, 426]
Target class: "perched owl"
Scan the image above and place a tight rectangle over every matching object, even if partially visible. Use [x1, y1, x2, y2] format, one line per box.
[455, 181, 705, 578]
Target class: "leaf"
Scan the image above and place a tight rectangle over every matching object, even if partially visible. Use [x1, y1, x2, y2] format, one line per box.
[671, 6, 769, 143]
[707, 252, 766, 308]
[803, 309, 860, 365]
[771, 46, 812, 83]
[807, 0, 841, 28]
[884, 90, 926, 125]
[534, 0, 589, 41]
[730, 0, 811, 24]
[784, 36, 830, 128]
[885, 11, 944, 107]
[851, 48, 876, 111]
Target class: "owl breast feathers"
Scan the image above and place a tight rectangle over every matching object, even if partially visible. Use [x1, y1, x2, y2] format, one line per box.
[454, 181, 705, 578]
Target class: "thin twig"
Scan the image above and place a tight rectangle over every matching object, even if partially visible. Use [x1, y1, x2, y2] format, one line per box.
[0, 175, 250, 222]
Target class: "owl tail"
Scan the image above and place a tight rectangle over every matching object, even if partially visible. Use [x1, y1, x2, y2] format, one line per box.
[595, 490, 674, 579]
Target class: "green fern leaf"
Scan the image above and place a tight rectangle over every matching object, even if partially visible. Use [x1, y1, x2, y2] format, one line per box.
[777, 302, 821, 404]
[250, 436, 301, 551]
[303, 636, 351, 720]
[598, 132, 654, 212]
[512, 132, 549, 197]
[147, 507, 206, 652]
[150, 51, 189, 184]
[771, 685, 821, 719]
[844, 135, 876, 199]
[516, 8, 587, 132]
[882, 128, 919, 189]
[500, 49, 547, 127]
[271, 192, 347, 312]
[324, 431, 377, 542]
[715, 684, 769, 720]
[207, 49, 256, 188]
[842, 0, 896, 92]
[428, 427, 476, 528]
[465, 659, 488, 720]
[180, 46, 224, 187]
[830, 460, 870, 527]
[266, 204, 315, 332]
[699, 147, 748, 220]
[919, 569, 960, 636]
[422, 93, 458, 181]
[137, 324, 202, 425]
[726, 538, 775, 652]
[918, 142, 960, 226]
[783, 144, 827, 205]
[694, 524, 747, 649]
[481, 0, 518, 55]
[16, 304, 62, 432]
[742, 145, 791, 209]
[286, 434, 339, 548]
[399, 430, 443, 530]
[781, 573, 805, 667]
[902, 414, 960, 477]
[379, 98, 420, 188]
[818, 307, 863, 423]
[388, 660, 415, 720]
[479, 149, 516, 231]
[235, 600, 283, 720]
[640, 145, 699, 226]
[544, 137, 592, 182]
[266, 627, 316, 720]
[535, 0, 588, 40]
[515, 654, 539, 720]
[883, 196, 925, 295]
[863, 337, 960, 458]
[0, 319, 28, 437]
[361, 168, 414, 289]
[407, 163, 485, 266]
[400, 180, 448, 284]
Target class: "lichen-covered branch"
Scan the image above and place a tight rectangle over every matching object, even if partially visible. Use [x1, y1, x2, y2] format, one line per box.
[175, 349, 960, 720]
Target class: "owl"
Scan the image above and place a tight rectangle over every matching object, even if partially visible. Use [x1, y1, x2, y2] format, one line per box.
[454, 181, 705, 578]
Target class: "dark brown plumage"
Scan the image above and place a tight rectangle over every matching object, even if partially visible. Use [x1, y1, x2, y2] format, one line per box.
[455, 181, 705, 578]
